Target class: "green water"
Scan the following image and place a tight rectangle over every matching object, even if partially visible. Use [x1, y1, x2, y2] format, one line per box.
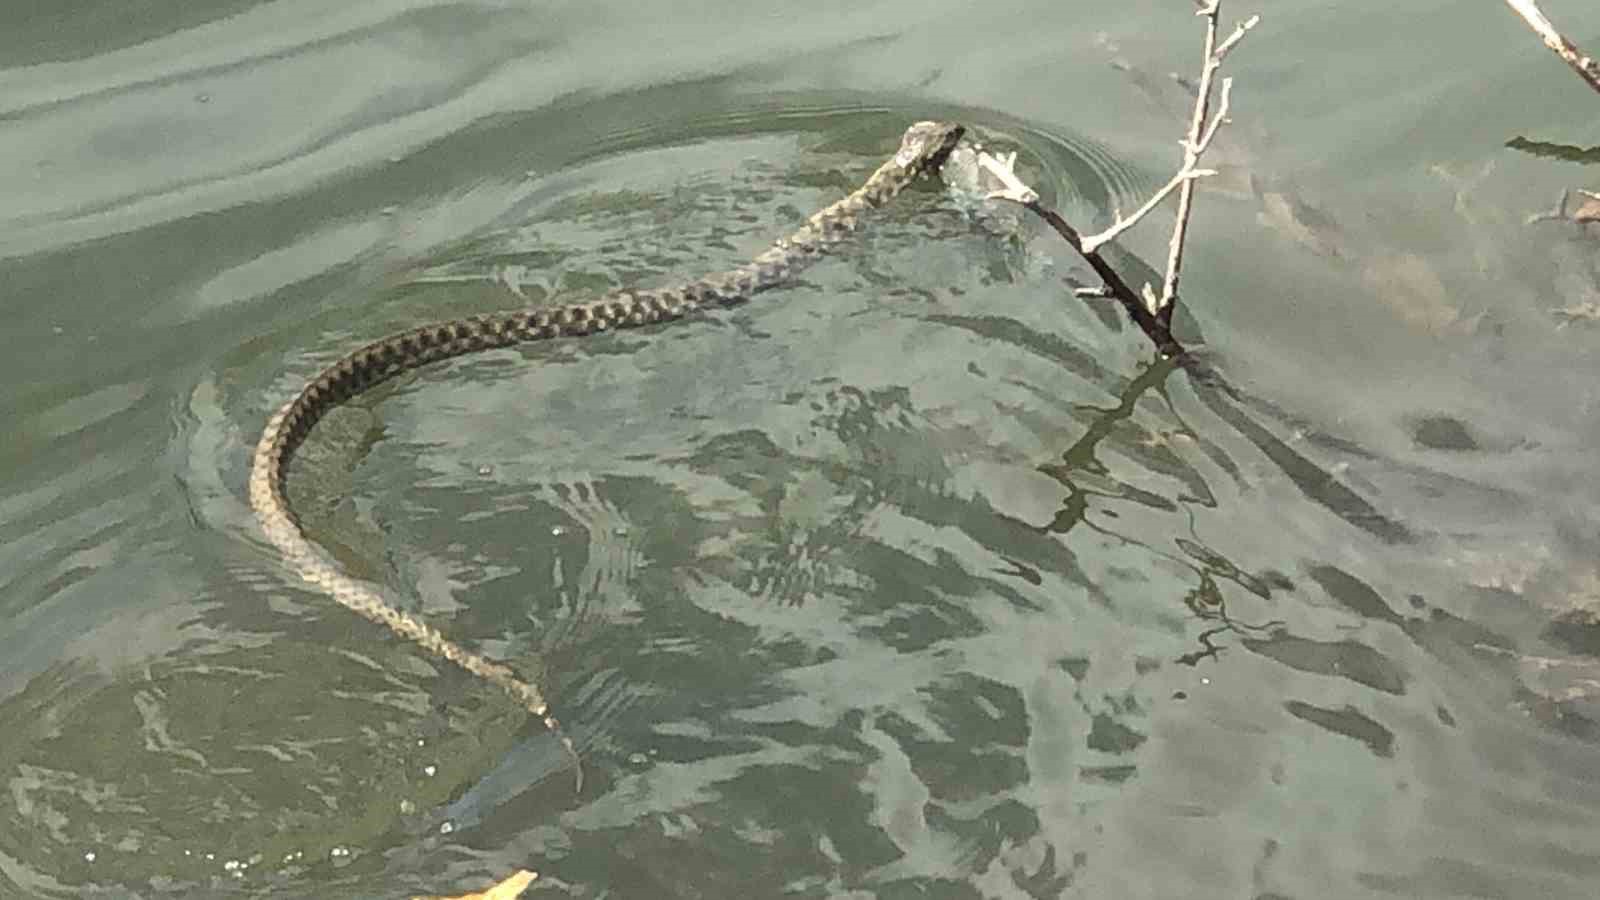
[3, 1, 1599, 897]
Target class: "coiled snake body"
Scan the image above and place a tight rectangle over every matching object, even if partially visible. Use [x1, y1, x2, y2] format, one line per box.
[248, 121, 965, 743]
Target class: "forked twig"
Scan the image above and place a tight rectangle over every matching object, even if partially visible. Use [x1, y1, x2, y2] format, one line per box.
[1162, 4, 1259, 324]
[970, 2, 1257, 358]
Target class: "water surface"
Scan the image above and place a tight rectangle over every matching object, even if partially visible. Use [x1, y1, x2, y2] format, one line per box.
[3, 1, 1599, 897]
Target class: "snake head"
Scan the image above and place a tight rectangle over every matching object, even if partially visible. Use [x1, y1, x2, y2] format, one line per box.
[894, 121, 966, 175]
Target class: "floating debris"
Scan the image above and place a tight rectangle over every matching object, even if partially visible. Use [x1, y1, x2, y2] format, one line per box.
[412, 869, 538, 900]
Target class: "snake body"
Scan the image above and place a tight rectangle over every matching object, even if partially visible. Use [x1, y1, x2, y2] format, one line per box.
[248, 121, 965, 734]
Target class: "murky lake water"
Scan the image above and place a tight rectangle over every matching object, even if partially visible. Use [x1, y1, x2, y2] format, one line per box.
[4, 1, 1599, 897]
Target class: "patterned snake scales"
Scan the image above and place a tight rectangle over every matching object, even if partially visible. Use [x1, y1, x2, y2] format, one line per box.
[248, 121, 966, 757]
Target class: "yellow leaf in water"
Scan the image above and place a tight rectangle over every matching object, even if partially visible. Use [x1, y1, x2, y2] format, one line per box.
[412, 869, 538, 900]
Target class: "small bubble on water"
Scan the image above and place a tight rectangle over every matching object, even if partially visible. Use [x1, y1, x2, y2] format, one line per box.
[550, 526, 566, 537]
[439, 821, 455, 835]
[83, 851, 96, 863]
[423, 764, 437, 777]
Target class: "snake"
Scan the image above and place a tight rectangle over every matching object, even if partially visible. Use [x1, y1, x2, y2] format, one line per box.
[247, 120, 966, 754]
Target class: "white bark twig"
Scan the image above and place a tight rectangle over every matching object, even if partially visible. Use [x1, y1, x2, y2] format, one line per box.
[955, 3, 1257, 357]
[1213, 15, 1256, 60]
[1078, 166, 1217, 256]
[1503, 0, 1600, 96]
[1077, 76, 1235, 257]
[1159, 6, 1258, 320]
[978, 151, 1037, 204]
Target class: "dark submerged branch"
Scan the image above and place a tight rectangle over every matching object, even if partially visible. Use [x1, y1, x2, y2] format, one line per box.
[1029, 202, 1186, 358]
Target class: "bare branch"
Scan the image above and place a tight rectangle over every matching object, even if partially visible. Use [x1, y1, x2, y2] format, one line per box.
[977, 151, 1038, 205]
[1215, 15, 1260, 61]
[1193, 78, 1235, 152]
[971, 149, 1184, 357]
[947, 3, 1257, 358]
[1158, 1, 1255, 324]
[1080, 164, 1217, 256]
[1502, 0, 1600, 95]
[1073, 76, 1237, 258]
